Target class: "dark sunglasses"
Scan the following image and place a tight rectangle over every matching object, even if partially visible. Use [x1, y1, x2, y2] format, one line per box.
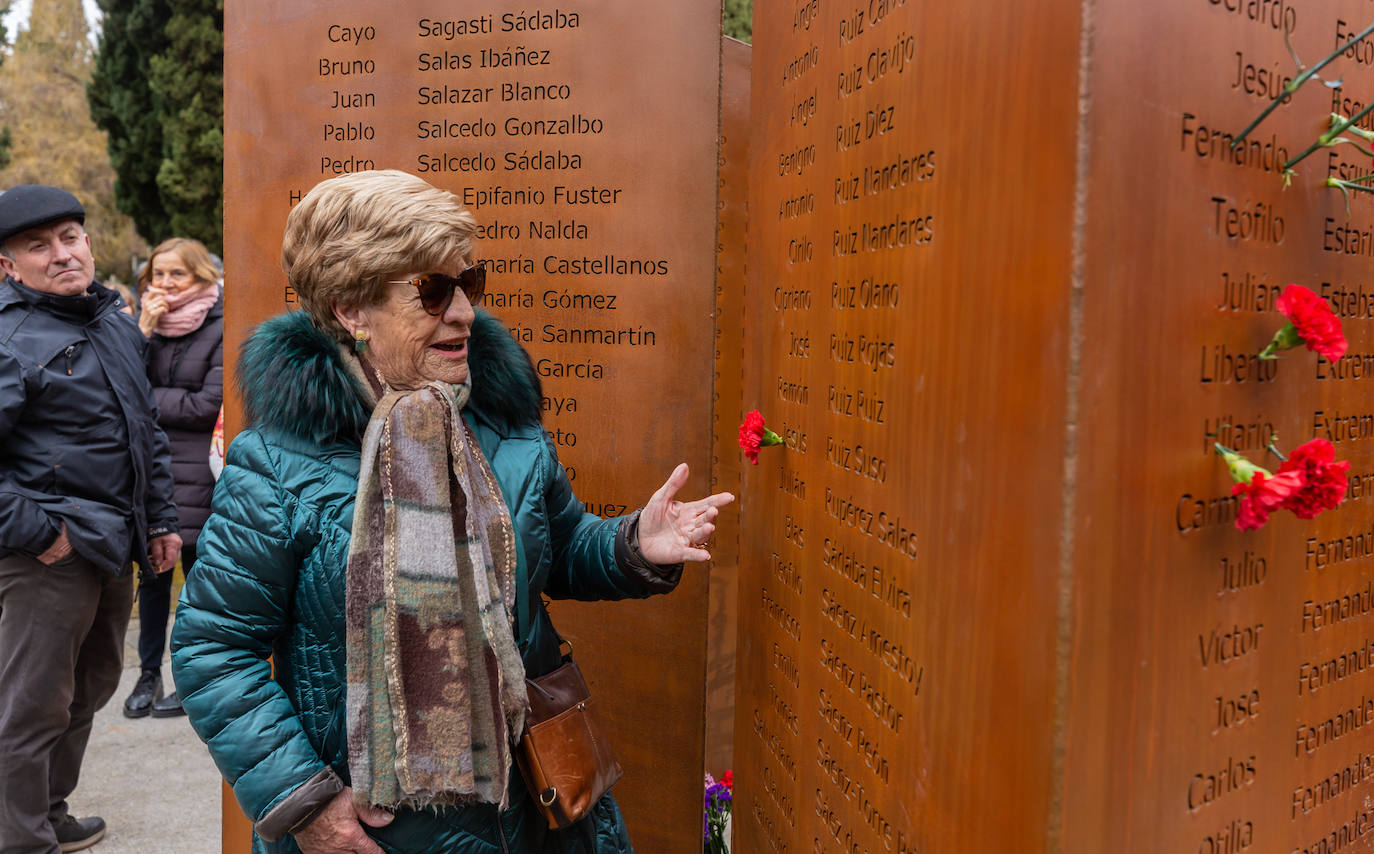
[388, 261, 486, 315]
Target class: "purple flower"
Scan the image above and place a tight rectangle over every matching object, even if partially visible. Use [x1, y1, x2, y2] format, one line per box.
[703, 776, 733, 849]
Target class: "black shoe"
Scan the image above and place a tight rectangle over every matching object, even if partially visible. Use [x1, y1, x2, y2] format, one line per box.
[53, 814, 105, 852]
[150, 690, 185, 718]
[122, 670, 160, 718]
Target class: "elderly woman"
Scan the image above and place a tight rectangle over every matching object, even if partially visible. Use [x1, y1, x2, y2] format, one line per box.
[170, 170, 732, 854]
[124, 237, 223, 719]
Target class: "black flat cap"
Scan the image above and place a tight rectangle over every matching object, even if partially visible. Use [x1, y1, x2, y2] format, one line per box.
[0, 185, 85, 245]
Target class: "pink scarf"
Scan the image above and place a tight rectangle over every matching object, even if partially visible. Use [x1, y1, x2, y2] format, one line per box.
[153, 283, 220, 337]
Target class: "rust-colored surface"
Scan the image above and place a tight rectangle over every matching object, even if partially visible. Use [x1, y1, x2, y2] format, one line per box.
[737, 1, 1079, 851]
[705, 36, 750, 780]
[222, 2, 722, 851]
[1062, 2, 1374, 851]
[221, 780, 251, 854]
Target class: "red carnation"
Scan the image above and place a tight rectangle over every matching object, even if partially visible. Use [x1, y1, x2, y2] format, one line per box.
[1277, 438, 1350, 519]
[1261, 285, 1347, 362]
[721, 770, 733, 791]
[738, 409, 783, 465]
[1232, 469, 1306, 531]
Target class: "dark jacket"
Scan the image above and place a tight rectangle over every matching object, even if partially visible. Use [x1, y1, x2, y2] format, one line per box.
[0, 278, 178, 574]
[147, 292, 223, 545]
[171, 310, 677, 853]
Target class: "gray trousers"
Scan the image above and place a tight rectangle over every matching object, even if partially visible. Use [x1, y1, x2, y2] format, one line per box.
[0, 552, 132, 854]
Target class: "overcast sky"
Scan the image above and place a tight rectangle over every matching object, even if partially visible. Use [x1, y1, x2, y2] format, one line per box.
[3, 0, 104, 41]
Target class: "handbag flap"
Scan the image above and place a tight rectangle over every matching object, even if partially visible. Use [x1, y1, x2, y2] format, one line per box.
[525, 657, 591, 722]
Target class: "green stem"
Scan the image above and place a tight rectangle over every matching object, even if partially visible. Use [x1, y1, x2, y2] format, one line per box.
[1232, 20, 1374, 150]
[1215, 443, 1269, 484]
[1339, 114, 1374, 142]
[1286, 99, 1374, 169]
[1258, 322, 1302, 360]
[1327, 136, 1374, 159]
[1331, 178, 1374, 195]
[1331, 179, 1353, 215]
[1328, 177, 1374, 215]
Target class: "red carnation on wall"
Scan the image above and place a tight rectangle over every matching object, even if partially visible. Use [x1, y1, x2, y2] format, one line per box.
[1260, 285, 1348, 362]
[1276, 438, 1350, 519]
[1217, 437, 1352, 531]
[1232, 469, 1305, 531]
[738, 409, 783, 465]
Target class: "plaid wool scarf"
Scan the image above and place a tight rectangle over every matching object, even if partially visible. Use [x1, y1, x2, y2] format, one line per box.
[345, 380, 527, 809]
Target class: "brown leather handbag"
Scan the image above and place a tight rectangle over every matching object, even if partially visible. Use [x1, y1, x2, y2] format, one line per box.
[516, 648, 623, 829]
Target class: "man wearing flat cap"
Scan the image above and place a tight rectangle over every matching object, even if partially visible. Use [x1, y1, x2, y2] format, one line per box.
[0, 185, 180, 854]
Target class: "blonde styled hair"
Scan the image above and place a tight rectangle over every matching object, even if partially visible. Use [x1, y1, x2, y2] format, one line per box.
[282, 170, 478, 342]
[138, 237, 220, 292]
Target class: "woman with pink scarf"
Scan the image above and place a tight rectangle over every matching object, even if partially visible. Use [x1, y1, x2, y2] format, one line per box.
[122, 237, 223, 720]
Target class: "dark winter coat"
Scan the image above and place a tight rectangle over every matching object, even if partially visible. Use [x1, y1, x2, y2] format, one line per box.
[171, 310, 678, 854]
[0, 277, 177, 574]
[146, 292, 223, 545]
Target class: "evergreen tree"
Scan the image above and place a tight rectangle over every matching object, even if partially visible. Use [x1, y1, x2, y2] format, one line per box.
[148, 0, 222, 254]
[0, 0, 145, 278]
[88, 0, 173, 244]
[89, 0, 222, 254]
[724, 0, 752, 42]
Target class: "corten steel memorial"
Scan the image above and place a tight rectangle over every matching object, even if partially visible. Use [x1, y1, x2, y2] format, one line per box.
[738, 0, 1374, 852]
[222, 2, 722, 851]
[706, 36, 752, 778]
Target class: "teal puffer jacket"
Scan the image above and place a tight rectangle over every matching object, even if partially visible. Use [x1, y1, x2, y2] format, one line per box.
[171, 311, 675, 854]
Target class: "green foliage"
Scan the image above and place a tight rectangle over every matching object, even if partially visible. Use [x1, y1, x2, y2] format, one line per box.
[148, 0, 223, 253]
[88, 0, 174, 244]
[89, 0, 223, 254]
[0, 0, 145, 278]
[724, 0, 752, 42]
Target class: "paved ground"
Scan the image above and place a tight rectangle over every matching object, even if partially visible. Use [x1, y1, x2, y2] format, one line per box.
[74, 612, 221, 853]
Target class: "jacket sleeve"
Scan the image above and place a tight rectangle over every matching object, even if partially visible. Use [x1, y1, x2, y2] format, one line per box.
[0, 344, 60, 553]
[539, 434, 682, 601]
[169, 430, 332, 832]
[153, 335, 223, 430]
[144, 411, 179, 530]
[119, 326, 177, 531]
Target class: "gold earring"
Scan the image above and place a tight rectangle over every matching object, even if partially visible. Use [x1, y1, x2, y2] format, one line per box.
[353, 329, 368, 353]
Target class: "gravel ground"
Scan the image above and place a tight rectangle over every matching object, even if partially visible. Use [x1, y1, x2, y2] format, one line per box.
[71, 612, 222, 853]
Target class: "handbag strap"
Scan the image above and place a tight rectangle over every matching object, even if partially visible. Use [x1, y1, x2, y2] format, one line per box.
[512, 533, 563, 653]
[515, 568, 571, 662]
[515, 544, 534, 647]
[526, 676, 557, 702]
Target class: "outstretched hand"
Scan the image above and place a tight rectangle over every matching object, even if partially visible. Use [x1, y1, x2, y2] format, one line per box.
[637, 463, 735, 565]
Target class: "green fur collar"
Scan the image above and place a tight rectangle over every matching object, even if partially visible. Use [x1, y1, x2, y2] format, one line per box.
[238, 309, 542, 447]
